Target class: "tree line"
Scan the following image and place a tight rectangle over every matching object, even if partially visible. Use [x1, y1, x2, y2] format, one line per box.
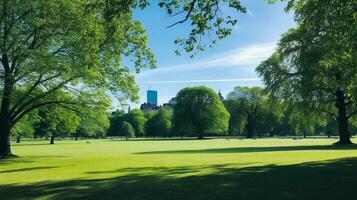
[11, 103, 109, 144]
[107, 86, 357, 140]
[12, 84, 357, 142]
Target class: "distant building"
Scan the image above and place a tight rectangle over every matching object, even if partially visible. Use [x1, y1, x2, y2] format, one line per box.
[140, 90, 159, 113]
[140, 103, 159, 113]
[147, 90, 158, 106]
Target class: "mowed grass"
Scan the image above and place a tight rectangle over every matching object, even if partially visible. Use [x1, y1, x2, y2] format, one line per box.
[1, 138, 357, 200]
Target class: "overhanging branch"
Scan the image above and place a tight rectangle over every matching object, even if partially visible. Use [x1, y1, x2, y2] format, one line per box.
[11, 100, 78, 127]
[9, 73, 62, 115]
[10, 76, 79, 120]
[167, 0, 197, 28]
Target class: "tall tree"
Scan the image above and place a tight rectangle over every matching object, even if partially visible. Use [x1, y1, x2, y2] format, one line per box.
[124, 109, 147, 137]
[119, 121, 135, 140]
[285, 102, 327, 138]
[173, 86, 229, 139]
[73, 104, 110, 140]
[107, 109, 146, 137]
[107, 111, 125, 137]
[146, 108, 172, 138]
[257, 0, 357, 144]
[34, 106, 80, 144]
[0, 0, 155, 156]
[226, 86, 265, 138]
[224, 100, 245, 136]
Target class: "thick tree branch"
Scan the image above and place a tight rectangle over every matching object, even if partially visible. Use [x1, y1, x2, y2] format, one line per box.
[51, 45, 66, 55]
[10, 76, 78, 120]
[167, 0, 197, 28]
[5, 9, 33, 41]
[11, 101, 78, 127]
[9, 73, 62, 115]
[0, 53, 10, 72]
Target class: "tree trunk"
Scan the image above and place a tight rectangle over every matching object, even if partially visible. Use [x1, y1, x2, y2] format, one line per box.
[246, 121, 254, 139]
[198, 132, 204, 139]
[16, 136, 20, 143]
[335, 89, 352, 144]
[50, 135, 55, 144]
[0, 123, 12, 157]
[303, 132, 306, 138]
[0, 64, 14, 157]
[75, 135, 78, 141]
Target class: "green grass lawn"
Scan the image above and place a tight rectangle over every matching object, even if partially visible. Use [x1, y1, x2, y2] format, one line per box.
[1, 138, 357, 200]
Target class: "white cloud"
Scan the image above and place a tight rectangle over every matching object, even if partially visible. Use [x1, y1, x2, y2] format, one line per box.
[136, 42, 276, 79]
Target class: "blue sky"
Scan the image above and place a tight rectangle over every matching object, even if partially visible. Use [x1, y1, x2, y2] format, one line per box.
[121, 0, 296, 109]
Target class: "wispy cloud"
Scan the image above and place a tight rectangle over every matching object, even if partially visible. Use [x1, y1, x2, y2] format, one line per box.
[138, 78, 260, 84]
[137, 42, 276, 79]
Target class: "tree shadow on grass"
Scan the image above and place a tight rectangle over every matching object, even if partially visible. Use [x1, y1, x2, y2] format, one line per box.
[1, 158, 357, 200]
[0, 166, 59, 174]
[12, 143, 50, 146]
[0, 155, 70, 166]
[12, 142, 69, 146]
[134, 145, 357, 155]
[108, 138, 215, 142]
[86, 162, 258, 175]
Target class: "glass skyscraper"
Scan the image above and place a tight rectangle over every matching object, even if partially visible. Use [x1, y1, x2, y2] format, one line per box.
[147, 90, 158, 106]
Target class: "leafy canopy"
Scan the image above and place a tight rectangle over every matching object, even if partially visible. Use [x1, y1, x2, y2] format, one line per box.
[257, 0, 357, 115]
[146, 108, 172, 137]
[173, 86, 229, 137]
[0, 0, 155, 130]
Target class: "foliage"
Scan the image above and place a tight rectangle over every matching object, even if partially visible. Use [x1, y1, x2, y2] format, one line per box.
[226, 86, 266, 138]
[11, 110, 40, 140]
[173, 86, 229, 138]
[144, 111, 157, 120]
[286, 103, 327, 137]
[158, 0, 246, 56]
[256, 0, 357, 144]
[75, 112, 110, 139]
[124, 109, 147, 137]
[34, 106, 80, 142]
[107, 111, 125, 137]
[225, 86, 333, 138]
[146, 108, 172, 137]
[108, 109, 146, 137]
[119, 121, 135, 139]
[224, 99, 246, 136]
[73, 96, 111, 139]
[0, 0, 155, 155]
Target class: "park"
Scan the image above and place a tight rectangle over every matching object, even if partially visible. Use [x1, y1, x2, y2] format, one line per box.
[0, 0, 356, 199]
[1, 138, 357, 199]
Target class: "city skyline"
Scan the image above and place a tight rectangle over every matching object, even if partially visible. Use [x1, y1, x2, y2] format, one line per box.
[117, 0, 296, 109]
